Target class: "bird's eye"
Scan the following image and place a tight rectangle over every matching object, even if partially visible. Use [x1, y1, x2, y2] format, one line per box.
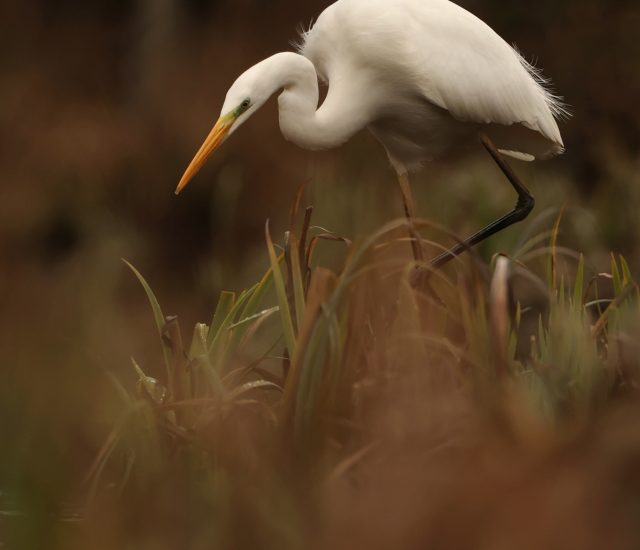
[240, 99, 251, 110]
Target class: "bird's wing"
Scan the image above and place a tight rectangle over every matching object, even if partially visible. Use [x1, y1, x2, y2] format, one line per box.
[405, 1, 565, 147]
[303, 0, 566, 157]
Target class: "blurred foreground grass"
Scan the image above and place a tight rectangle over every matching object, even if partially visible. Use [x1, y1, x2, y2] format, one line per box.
[5, 198, 640, 549]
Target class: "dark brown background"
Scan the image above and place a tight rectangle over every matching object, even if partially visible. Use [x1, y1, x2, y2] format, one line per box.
[1, 0, 639, 542]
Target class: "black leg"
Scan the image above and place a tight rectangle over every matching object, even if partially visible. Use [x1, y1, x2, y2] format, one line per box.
[429, 134, 535, 270]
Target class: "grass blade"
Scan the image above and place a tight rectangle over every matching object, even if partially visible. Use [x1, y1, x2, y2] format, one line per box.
[207, 287, 255, 359]
[122, 260, 173, 391]
[266, 220, 297, 357]
[548, 207, 564, 292]
[288, 231, 307, 330]
[611, 254, 622, 296]
[208, 291, 236, 347]
[572, 254, 585, 311]
[619, 255, 633, 285]
[227, 306, 279, 331]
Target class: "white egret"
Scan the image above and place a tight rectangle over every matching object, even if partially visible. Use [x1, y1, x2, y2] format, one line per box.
[176, 0, 566, 268]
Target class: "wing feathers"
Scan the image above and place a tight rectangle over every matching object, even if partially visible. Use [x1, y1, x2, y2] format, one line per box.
[301, 0, 566, 160]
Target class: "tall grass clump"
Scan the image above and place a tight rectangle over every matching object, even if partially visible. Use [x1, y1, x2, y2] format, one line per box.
[85, 203, 640, 550]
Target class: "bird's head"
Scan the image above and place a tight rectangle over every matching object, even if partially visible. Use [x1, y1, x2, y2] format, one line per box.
[175, 66, 271, 195]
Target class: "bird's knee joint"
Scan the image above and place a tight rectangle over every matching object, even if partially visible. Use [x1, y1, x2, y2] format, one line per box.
[516, 194, 535, 215]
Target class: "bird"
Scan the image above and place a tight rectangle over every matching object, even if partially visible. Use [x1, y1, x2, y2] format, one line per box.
[176, 0, 566, 269]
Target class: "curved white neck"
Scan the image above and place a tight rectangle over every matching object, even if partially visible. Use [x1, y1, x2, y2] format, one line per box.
[260, 52, 367, 151]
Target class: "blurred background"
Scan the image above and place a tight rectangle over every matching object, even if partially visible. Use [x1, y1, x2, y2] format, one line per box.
[1, 0, 639, 545]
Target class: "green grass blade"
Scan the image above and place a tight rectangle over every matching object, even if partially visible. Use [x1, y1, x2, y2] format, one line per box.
[240, 267, 275, 319]
[266, 220, 297, 357]
[537, 314, 548, 362]
[548, 210, 563, 292]
[619, 255, 633, 285]
[190, 323, 224, 396]
[611, 254, 622, 296]
[227, 306, 279, 331]
[189, 323, 208, 359]
[123, 260, 165, 334]
[226, 380, 283, 402]
[322, 307, 344, 410]
[207, 291, 236, 347]
[228, 263, 279, 351]
[288, 232, 307, 329]
[572, 254, 585, 311]
[294, 318, 329, 435]
[122, 259, 172, 391]
[207, 288, 255, 357]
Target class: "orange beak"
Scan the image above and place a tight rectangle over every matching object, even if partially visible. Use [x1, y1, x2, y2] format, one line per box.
[175, 115, 233, 195]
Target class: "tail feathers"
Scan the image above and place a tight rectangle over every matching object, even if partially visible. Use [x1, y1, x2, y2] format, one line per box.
[488, 121, 565, 161]
[514, 48, 572, 121]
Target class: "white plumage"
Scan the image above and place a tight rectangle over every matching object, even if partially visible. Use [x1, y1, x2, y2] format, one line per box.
[299, 0, 565, 172]
[177, 0, 565, 190]
[176, 0, 566, 268]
